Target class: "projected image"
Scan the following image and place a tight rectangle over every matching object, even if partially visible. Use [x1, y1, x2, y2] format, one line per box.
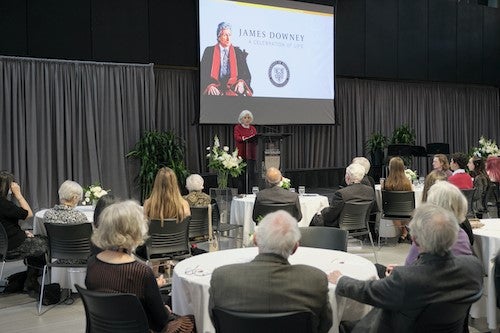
[199, 0, 335, 125]
[201, 22, 253, 96]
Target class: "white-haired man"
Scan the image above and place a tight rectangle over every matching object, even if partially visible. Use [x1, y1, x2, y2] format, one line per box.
[329, 204, 483, 332]
[316, 163, 374, 228]
[252, 167, 302, 222]
[209, 210, 332, 333]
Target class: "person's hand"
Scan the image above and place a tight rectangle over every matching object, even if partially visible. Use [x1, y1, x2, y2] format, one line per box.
[206, 85, 221, 96]
[156, 274, 168, 287]
[327, 270, 343, 284]
[385, 264, 397, 277]
[25, 230, 34, 238]
[10, 182, 22, 197]
[234, 81, 245, 94]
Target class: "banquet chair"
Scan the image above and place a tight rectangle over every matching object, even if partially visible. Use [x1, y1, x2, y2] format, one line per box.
[146, 217, 191, 264]
[38, 222, 92, 315]
[212, 307, 316, 333]
[188, 206, 212, 242]
[460, 188, 476, 218]
[212, 202, 243, 247]
[482, 182, 498, 218]
[299, 227, 348, 252]
[252, 203, 298, 225]
[75, 284, 150, 333]
[379, 190, 415, 246]
[0, 223, 26, 285]
[338, 201, 378, 262]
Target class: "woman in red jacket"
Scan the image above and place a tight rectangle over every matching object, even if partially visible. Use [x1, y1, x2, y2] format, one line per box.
[234, 110, 257, 193]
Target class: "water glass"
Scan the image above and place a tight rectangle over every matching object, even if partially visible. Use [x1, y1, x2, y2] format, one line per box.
[289, 188, 296, 193]
[379, 178, 385, 189]
[252, 186, 259, 195]
[298, 186, 306, 195]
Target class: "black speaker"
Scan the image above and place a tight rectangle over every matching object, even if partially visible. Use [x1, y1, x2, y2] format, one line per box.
[426, 143, 449, 155]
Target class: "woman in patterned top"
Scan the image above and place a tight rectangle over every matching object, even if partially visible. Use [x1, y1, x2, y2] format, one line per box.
[183, 174, 211, 207]
[43, 180, 88, 224]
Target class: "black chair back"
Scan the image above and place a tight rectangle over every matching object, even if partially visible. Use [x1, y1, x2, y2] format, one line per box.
[0, 223, 8, 262]
[212, 307, 316, 333]
[189, 206, 210, 239]
[460, 188, 476, 218]
[45, 223, 93, 261]
[75, 284, 150, 333]
[338, 202, 372, 231]
[147, 217, 191, 259]
[381, 190, 415, 218]
[299, 227, 348, 252]
[253, 203, 297, 224]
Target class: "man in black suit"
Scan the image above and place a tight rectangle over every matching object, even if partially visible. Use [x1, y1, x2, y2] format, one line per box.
[328, 203, 483, 333]
[319, 163, 374, 228]
[252, 167, 302, 222]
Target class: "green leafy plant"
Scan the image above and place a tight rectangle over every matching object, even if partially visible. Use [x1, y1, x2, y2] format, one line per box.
[127, 131, 189, 202]
[390, 124, 416, 145]
[365, 132, 387, 166]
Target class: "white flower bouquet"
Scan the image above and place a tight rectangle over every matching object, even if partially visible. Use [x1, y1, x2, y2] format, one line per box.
[404, 169, 418, 181]
[207, 135, 246, 188]
[82, 182, 110, 205]
[279, 176, 291, 190]
[472, 136, 500, 158]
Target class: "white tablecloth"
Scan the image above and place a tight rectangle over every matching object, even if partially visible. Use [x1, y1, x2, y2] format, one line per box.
[172, 247, 377, 333]
[230, 194, 329, 243]
[33, 205, 95, 236]
[471, 218, 500, 329]
[33, 205, 94, 291]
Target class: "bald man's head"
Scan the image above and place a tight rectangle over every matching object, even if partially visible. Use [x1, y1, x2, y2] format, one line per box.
[266, 167, 282, 186]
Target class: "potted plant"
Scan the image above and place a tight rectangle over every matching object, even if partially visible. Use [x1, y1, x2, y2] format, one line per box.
[365, 132, 387, 166]
[127, 131, 189, 202]
[390, 124, 416, 166]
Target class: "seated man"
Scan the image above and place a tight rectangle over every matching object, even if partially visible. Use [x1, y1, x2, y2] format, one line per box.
[209, 211, 332, 333]
[329, 203, 483, 333]
[318, 163, 374, 228]
[448, 152, 473, 189]
[252, 167, 302, 222]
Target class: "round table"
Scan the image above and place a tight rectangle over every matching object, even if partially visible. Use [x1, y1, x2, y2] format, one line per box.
[230, 194, 329, 244]
[172, 246, 377, 333]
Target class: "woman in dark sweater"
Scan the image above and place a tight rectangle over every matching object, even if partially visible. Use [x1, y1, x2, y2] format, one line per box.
[85, 200, 195, 333]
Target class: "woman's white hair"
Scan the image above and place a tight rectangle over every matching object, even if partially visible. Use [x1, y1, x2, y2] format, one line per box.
[346, 163, 366, 183]
[352, 157, 371, 174]
[185, 174, 205, 192]
[409, 203, 459, 256]
[254, 210, 300, 258]
[58, 180, 83, 202]
[426, 181, 467, 222]
[238, 110, 254, 124]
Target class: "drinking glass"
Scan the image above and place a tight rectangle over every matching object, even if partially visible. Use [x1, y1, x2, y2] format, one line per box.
[252, 186, 259, 195]
[289, 188, 296, 193]
[298, 186, 306, 195]
[379, 178, 385, 189]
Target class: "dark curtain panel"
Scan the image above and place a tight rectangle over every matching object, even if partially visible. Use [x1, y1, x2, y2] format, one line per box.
[0, 56, 155, 211]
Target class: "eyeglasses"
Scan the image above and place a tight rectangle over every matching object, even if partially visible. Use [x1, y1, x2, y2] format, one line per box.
[184, 265, 211, 276]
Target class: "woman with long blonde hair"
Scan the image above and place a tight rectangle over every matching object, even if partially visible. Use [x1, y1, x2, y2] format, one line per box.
[383, 157, 413, 242]
[144, 167, 191, 222]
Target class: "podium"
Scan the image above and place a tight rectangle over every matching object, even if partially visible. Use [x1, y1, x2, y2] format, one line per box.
[246, 132, 292, 190]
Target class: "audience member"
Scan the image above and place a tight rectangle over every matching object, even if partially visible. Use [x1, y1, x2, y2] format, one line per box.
[468, 156, 490, 217]
[383, 157, 412, 241]
[144, 167, 191, 222]
[329, 203, 483, 333]
[448, 152, 473, 189]
[85, 201, 195, 333]
[0, 171, 47, 292]
[90, 194, 119, 256]
[183, 174, 211, 207]
[252, 167, 302, 222]
[405, 181, 473, 265]
[432, 154, 453, 178]
[421, 170, 447, 202]
[43, 180, 88, 224]
[316, 163, 374, 228]
[486, 156, 500, 216]
[352, 156, 375, 189]
[209, 210, 332, 333]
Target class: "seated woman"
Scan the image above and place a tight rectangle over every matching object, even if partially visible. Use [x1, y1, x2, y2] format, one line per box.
[421, 170, 447, 202]
[382, 157, 413, 242]
[144, 167, 191, 222]
[468, 156, 489, 218]
[90, 194, 119, 256]
[183, 174, 211, 207]
[43, 180, 88, 224]
[85, 201, 195, 333]
[0, 171, 47, 291]
[405, 181, 473, 265]
[432, 154, 453, 178]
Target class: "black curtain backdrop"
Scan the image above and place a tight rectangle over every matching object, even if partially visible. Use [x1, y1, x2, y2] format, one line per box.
[1, 56, 499, 211]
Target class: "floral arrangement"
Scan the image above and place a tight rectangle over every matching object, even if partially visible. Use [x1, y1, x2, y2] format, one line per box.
[207, 135, 246, 188]
[404, 169, 418, 181]
[472, 136, 500, 158]
[82, 182, 109, 205]
[279, 176, 291, 190]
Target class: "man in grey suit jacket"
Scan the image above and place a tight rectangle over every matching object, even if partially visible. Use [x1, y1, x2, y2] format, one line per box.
[209, 211, 332, 333]
[252, 167, 302, 222]
[328, 204, 483, 333]
[320, 163, 374, 227]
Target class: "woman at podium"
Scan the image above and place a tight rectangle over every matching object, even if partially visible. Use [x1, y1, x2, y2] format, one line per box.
[234, 110, 257, 193]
